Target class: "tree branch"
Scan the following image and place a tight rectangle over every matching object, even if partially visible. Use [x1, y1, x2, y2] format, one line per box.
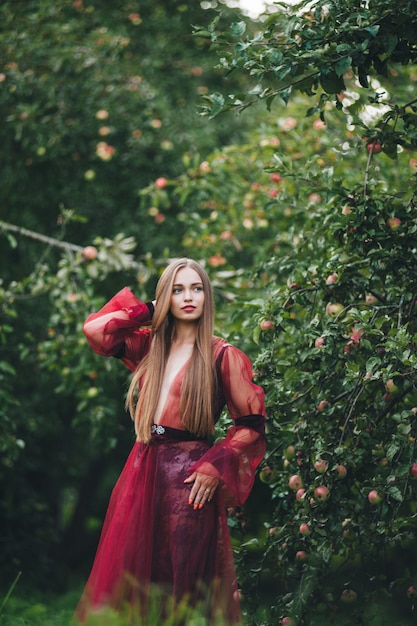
[0, 220, 83, 253]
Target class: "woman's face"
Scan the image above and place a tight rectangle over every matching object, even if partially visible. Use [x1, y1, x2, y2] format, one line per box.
[170, 266, 205, 322]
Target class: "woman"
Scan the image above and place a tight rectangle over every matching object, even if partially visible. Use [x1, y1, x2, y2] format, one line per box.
[75, 258, 266, 625]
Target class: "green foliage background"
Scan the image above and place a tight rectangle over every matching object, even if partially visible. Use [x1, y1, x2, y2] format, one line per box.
[1, 0, 417, 624]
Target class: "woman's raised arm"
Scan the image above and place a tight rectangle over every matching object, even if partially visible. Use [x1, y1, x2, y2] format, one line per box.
[83, 287, 154, 361]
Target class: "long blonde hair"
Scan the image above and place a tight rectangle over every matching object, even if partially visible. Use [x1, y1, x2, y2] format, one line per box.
[126, 258, 217, 442]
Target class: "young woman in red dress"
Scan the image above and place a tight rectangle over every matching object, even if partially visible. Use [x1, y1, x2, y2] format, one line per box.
[75, 258, 266, 625]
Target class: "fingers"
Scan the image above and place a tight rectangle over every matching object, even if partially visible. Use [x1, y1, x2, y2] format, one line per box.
[186, 473, 219, 510]
[183, 471, 196, 484]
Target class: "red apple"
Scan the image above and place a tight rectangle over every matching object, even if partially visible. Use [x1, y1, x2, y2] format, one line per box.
[385, 379, 399, 394]
[299, 522, 311, 536]
[315, 337, 325, 348]
[296, 488, 306, 501]
[387, 217, 401, 230]
[409, 464, 417, 478]
[368, 490, 381, 504]
[407, 585, 417, 599]
[341, 589, 357, 603]
[284, 445, 296, 460]
[367, 140, 382, 153]
[154, 213, 165, 224]
[296, 550, 308, 560]
[314, 459, 328, 473]
[335, 464, 347, 479]
[288, 474, 304, 490]
[82, 245, 98, 260]
[314, 485, 329, 501]
[208, 255, 226, 267]
[325, 273, 338, 285]
[271, 173, 282, 182]
[154, 176, 168, 189]
[325, 302, 344, 316]
[281, 618, 295, 626]
[317, 400, 329, 412]
[260, 320, 274, 331]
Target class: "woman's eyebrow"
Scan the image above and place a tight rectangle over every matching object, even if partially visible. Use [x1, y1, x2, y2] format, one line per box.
[172, 282, 203, 287]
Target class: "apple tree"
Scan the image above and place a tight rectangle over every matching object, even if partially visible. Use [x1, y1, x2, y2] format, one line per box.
[137, 1, 417, 623]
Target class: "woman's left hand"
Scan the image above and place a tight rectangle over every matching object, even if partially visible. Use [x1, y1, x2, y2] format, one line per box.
[184, 471, 219, 510]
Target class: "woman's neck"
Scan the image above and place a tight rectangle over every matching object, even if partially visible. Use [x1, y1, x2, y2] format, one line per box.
[171, 320, 198, 345]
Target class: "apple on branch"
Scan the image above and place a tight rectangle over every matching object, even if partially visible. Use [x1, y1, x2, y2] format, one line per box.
[387, 217, 401, 230]
[82, 245, 98, 261]
[366, 140, 382, 154]
[154, 176, 168, 189]
[409, 464, 417, 479]
[325, 302, 344, 316]
[317, 400, 329, 412]
[368, 490, 381, 505]
[335, 464, 347, 479]
[260, 319, 275, 331]
[325, 273, 338, 285]
[288, 474, 304, 490]
[314, 459, 328, 473]
[341, 589, 357, 603]
[314, 485, 329, 501]
[284, 445, 296, 461]
[296, 488, 306, 501]
[315, 336, 325, 348]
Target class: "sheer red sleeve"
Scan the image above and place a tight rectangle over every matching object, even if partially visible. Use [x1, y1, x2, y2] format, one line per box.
[83, 287, 153, 372]
[188, 345, 266, 506]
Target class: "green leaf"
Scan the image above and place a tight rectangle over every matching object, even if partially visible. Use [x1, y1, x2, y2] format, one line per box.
[386, 443, 401, 463]
[230, 21, 246, 39]
[319, 70, 345, 94]
[365, 25, 380, 37]
[387, 486, 403, 502]
[334, 56, 352, 77]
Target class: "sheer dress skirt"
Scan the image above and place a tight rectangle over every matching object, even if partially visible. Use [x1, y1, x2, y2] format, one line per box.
[75, 427, 242, 624]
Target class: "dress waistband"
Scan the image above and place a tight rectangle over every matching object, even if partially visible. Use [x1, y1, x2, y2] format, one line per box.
[150, 424, 207, 442]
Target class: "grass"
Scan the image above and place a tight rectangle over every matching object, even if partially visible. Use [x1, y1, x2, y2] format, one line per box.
[0, 582, 232, 626]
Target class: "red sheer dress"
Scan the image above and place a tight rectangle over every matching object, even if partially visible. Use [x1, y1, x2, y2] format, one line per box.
[75, 288, 266, 625]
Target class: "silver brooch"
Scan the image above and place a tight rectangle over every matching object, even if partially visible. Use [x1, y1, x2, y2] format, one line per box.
[151, 424, 165, 435]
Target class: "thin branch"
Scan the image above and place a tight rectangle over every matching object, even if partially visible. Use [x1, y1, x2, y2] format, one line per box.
[363, 141, 375, 200]
[0, 220, 83, 253]
[403, 97, 417, 110]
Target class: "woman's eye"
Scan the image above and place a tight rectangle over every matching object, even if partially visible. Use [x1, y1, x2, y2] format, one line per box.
[173, 288, 182, 294]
